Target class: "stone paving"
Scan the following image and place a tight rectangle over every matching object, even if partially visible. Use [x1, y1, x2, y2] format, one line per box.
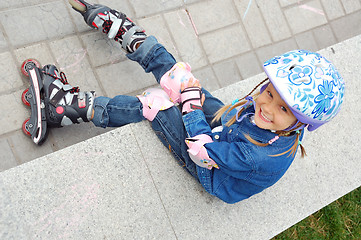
[0, 0, 361, 171]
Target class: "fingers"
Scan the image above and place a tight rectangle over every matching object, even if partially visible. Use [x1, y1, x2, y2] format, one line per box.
[192, 78, 201, 88]
[181, 77, 202, 91]
[181, 81, 185, 91]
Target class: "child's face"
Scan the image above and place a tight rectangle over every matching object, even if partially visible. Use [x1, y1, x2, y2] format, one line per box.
[254, 83, 297, 131]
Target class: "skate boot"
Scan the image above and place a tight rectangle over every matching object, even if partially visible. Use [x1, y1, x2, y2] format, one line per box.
[21, 59, 95, 145]
[68, 0, 147, 53]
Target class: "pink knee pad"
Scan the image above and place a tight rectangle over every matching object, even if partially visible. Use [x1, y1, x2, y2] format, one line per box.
[137, 88, 174, 121]
[160, 62, 194, 103]
[185, 134, 219, 170]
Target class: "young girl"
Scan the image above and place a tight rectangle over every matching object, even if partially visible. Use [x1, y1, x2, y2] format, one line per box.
[32, 0, 345, 204]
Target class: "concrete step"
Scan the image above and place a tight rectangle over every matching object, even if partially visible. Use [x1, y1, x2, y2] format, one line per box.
[1, 34, 360, 239]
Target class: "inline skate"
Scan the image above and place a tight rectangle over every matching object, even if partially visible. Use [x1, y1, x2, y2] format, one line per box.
[21, 59, 95, 145]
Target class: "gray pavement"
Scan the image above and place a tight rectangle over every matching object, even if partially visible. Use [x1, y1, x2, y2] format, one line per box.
[0, 1, 360, 169]
[1, 35, 360, 240]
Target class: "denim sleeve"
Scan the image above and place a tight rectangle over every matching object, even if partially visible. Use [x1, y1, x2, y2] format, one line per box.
[205, 141, 254, 178]
[183, 110, 255, 178]
[182, 110, 212, 137]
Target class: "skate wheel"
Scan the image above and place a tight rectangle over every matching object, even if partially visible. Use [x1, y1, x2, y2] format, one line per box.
[21, 59, 41, 77]
[68, 0, 86, 12]
[21, 88, 31, 107]
[22, 118, 32, 137]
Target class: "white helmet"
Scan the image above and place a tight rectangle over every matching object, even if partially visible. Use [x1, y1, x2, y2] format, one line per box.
[263, 50, 345, 131]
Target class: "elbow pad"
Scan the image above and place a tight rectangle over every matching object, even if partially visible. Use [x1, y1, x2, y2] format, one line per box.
[185, 134, 219, 170]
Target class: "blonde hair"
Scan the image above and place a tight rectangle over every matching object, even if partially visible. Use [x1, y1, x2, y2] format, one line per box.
[212, 78, 306, 158]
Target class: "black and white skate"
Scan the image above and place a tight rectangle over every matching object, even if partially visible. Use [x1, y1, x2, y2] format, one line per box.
[21, 59, 95, 145]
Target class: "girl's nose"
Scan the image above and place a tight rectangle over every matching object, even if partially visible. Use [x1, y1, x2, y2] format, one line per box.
[262, 102, 273, 115]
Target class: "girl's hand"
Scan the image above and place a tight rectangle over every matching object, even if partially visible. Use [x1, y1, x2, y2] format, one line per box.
[181, 77, 201, 90]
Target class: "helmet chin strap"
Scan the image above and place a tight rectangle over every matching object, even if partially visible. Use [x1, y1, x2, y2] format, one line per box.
[235, 96, 256, 123]
[283, 121, 307, 132]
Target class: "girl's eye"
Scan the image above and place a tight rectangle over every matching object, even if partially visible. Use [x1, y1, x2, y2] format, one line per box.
[281, 106, 288, 113]
[267, 91, 273, 98]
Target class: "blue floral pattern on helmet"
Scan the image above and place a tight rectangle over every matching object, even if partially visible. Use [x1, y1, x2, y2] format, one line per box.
[263, 50, 345, 131]
[289, 65, 313, 85]
[313, 80, 335, 119]
[264, 56, 281, 66]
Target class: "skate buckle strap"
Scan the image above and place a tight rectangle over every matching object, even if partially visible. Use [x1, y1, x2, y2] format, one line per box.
[122, 26, 144, 49]
[50, 88, 68, 106]
[78, 92, 86, 109]
[108, 14, 126, 39]
[63, 84, 73, 91]
[50, 84, 77, 107]
[181, 87, 203, 115]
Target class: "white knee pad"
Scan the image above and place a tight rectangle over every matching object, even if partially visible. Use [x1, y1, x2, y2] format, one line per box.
[160, 62, 194, 104]
[137, 88, 174, 121]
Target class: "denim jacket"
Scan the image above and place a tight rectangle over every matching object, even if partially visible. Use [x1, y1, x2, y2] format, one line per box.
[182, 107, 303, 204]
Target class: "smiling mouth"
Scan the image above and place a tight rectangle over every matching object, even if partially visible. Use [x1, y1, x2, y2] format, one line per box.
[259, 109, 272, 123]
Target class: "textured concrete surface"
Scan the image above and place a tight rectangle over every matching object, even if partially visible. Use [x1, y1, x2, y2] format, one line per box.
[0, 34, 360, 239]
[0, 0, 361, 170]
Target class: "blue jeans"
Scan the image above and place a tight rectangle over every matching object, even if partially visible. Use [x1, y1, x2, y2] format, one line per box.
[92, 36, 224, 178]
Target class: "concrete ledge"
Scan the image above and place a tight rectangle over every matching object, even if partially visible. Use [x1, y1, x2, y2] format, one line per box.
[1, 35, 360, 239]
